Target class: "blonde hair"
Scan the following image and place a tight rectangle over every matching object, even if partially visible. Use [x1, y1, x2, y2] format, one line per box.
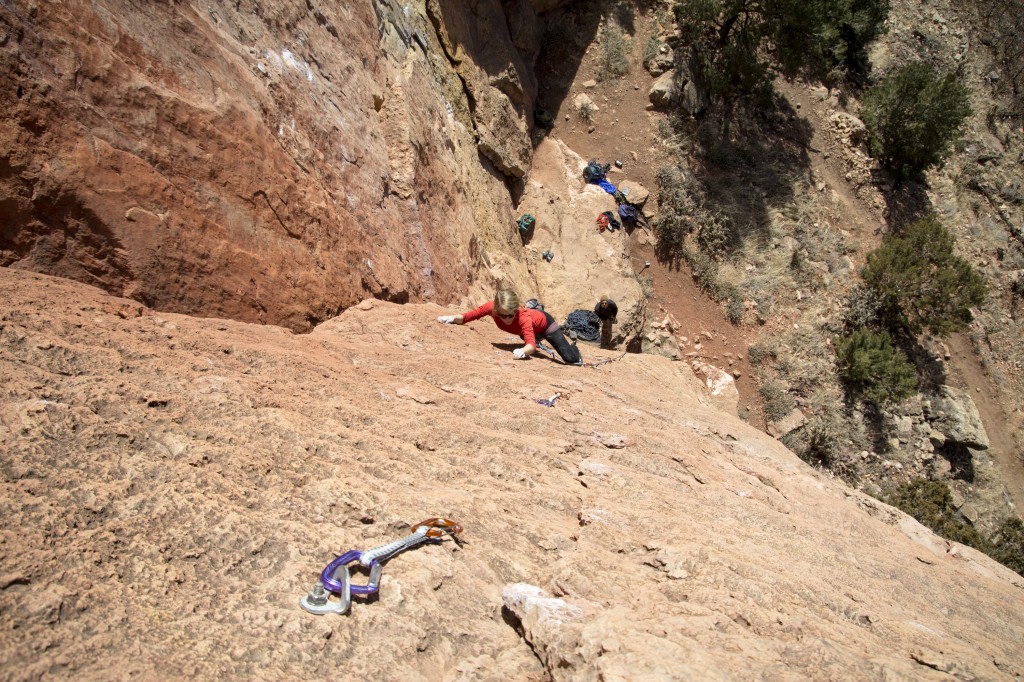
[599, 294, 609, 303]
[494, 289, 520, 314]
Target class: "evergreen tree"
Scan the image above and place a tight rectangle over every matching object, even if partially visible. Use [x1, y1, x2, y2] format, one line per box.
[990, 518, 1024, 576]
[861, 216, 986, 336]
[674, 0, 889, 107]
[861, 62, 972, 183]
[835, 328, 918, 406]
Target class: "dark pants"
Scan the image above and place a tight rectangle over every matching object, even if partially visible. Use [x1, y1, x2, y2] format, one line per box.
[600, 318, 614, 348]
[542, 313, 582, 365]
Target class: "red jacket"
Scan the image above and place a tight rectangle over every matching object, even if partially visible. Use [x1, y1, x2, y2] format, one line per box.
[462, 301, 548, 347]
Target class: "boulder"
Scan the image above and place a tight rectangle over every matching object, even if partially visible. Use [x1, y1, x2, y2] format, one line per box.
[680, 80, 708, 116]
[616, 180, 650, 208]
[967, 132, 1005, 164]
[648, 71, 678, 108]
[767, 409, 808, 439]
[925, 386, 990, 450]
[644, 43, 675, 76]
[828, 112, 868, 146]
[573, 93, 599, 114]
[691, 360, 740, 417]
[678, 52, 708, 116]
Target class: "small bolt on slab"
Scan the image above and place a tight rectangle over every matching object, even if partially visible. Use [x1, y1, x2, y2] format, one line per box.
[300, 517, 463, 616]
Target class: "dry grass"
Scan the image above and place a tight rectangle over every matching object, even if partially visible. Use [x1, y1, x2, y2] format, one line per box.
[598, 23, 631, 82]
[578, 100, 595, 124]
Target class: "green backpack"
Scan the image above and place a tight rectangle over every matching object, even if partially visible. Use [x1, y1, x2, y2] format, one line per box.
[583, 161, 605, 183]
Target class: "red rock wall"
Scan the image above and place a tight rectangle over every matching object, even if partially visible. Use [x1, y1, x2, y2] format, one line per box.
[0, 1, 543, 330]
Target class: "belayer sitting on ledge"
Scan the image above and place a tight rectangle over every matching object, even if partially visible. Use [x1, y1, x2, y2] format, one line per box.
[437, 289, 582, 366]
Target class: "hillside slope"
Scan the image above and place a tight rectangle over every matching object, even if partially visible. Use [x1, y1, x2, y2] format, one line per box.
[534, 0, 1024, 526]
[2, 267, 1022, 680]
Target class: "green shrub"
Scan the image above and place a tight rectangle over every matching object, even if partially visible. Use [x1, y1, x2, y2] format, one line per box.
[643, 37, 661, 68]
[578, 100, 595, 124]
[861, 63, 972, 183]
[747, 342, 775, 367]
[759, 377, 795, 422]
[821, 0, 891, 77]
[844, 284, 882, 330]
[789, 247, 804, 271]
[835, 327, 918, 406]
[887, 480, 989, 551]
[696, 212, 736, 259]
[653, 166, 696, 266]
[989, 517, 1024, 576]
[753, 295, 772, 325]
[800, 403, 862, 469]
[674, 0, 889, 107]
[686, 249, 730, 300]
[800, 423, 837, 467]
[726, 292, 745, 325]
[599, 23, 631, 81]
[861, 216, 987, 337]
[639, 273, 655, 300]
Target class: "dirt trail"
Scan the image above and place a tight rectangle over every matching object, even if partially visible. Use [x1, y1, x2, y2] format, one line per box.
[945, 333, 1024, 514]
[775, 81, 884, 254]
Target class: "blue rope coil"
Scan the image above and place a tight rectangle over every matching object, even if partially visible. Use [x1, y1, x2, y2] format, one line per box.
[564, 310, 601, 342]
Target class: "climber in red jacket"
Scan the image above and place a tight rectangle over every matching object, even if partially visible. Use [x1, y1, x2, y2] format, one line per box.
[438, 289, 582, 366]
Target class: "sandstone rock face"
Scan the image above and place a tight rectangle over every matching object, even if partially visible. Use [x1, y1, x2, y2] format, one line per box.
[0, 0, 542, 331]
[514, 138, 646, 347]
[5, 267, 1022, 680]
[429, 0, 534, 178]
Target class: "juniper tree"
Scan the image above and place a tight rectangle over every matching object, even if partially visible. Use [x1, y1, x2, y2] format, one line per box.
[861, 216, 986, 337]
[674, 0, 889, 108]
[861, 62, 972, 183]
[834, 327, 918, 406]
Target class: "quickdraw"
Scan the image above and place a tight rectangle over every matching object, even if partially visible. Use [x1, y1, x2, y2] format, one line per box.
[300, 517, 463, 616]
[584, 349, 629, 368]
[533, 340, 627, 369]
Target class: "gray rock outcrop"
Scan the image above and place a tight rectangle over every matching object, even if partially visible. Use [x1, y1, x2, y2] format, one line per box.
[648, 70, 678, 107]
[926, 385, 991, 450]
